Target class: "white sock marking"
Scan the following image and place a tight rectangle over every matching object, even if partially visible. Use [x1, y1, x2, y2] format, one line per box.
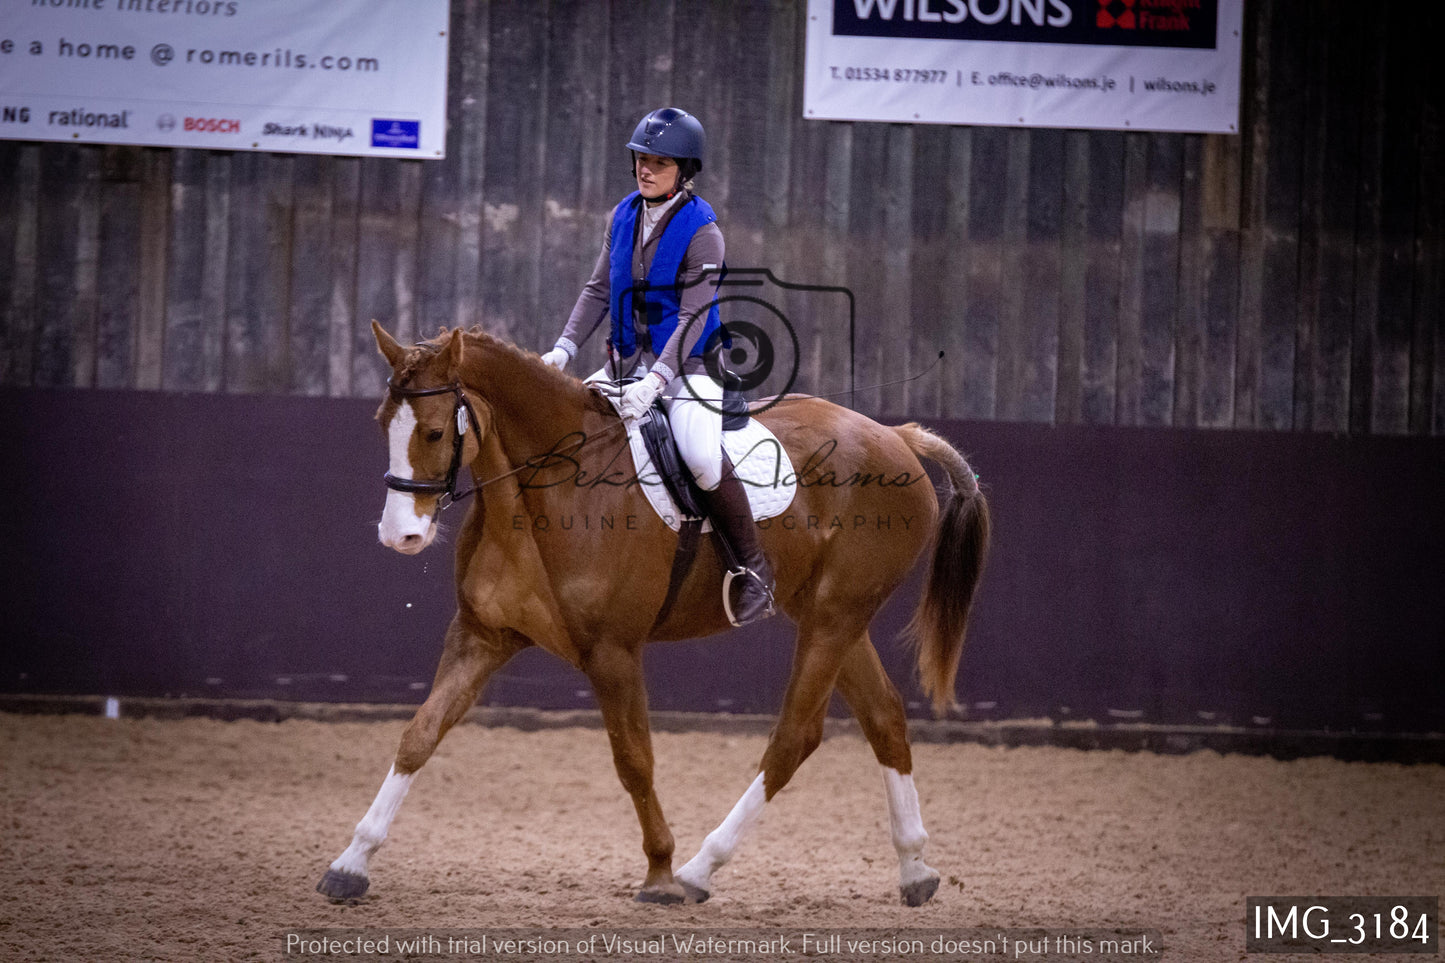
[882, 767, 936, 888]
[329, 766, 415, 878]
[675, 772, 767, 893]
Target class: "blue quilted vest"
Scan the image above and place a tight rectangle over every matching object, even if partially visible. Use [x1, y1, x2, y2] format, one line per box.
[608, 192, 723, 361]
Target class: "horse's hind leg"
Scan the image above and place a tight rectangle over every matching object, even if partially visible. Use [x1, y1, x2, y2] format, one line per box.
[675, 615, 849, 902]
[582, 641, 684, 904]
[834, 633, 940, 906]
[317, 616, 519, 900]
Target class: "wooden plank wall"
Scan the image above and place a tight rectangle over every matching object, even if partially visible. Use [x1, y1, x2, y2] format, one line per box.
[0, 0, 1440, 436]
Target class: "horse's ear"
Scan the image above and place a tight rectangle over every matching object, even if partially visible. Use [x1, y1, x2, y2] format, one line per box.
[372, 320, 407, 368]
[442, 327, 464, 373]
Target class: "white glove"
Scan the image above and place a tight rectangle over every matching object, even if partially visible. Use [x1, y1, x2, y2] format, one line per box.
[618, 371, 666, 421]
[540, 346, 571, 370]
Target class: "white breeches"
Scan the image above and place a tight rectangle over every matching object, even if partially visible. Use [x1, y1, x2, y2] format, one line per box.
[663, 373, 724, 492]
[587, 366, 725, 491]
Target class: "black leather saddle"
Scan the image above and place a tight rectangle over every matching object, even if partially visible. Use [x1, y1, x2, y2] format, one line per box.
[636, 370, 753, 630]
[636, 371, 748, 522]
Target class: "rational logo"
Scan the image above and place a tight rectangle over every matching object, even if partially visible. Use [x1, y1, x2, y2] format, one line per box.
[371, 119, 419, 149]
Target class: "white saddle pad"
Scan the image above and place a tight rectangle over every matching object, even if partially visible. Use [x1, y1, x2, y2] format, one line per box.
[593, 388, 797, 533]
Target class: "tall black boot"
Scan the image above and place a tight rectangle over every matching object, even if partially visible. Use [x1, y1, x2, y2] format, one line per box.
[700, 453, 775, 626]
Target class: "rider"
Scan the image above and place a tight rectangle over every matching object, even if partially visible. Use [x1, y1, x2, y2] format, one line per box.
[540, 107, 775, 627]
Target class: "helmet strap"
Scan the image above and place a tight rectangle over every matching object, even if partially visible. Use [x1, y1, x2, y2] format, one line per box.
[634, 151, 685, 205]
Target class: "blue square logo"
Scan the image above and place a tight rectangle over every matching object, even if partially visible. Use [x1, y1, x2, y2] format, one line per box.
[371, 119, 420, 149]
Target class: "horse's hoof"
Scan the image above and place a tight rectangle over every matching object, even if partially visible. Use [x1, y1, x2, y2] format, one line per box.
[317, 869, 370, 901]
[634, 882, 686, 905]
[900, 874, 940, 907]
[680, 880, 710, 904]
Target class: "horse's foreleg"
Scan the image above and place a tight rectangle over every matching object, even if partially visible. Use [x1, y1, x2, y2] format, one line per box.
[582, 642, 683, 904]
[672, 771, 767, 903]
[317, 617, 517, 901]
[834, 634, 940, 907]
[675, 621, 845, 902]
[317, 764, 413, 900]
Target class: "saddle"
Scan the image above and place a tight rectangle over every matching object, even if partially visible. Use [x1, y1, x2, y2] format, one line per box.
[636, 371, 749, 524]
[633, 373, 760, 629]
[587, 370, 793, 627]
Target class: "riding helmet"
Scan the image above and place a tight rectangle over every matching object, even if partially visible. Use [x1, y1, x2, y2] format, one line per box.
[626, 107, 705, 174]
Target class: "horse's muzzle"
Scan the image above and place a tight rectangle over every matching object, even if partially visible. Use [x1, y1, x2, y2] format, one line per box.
[378, 490, 438, 554]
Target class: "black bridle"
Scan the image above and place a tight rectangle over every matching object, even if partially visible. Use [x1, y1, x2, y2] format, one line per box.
[383, 377, 485, 511]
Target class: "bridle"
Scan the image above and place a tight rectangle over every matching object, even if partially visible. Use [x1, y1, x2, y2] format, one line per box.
[383, 377, 485, 511]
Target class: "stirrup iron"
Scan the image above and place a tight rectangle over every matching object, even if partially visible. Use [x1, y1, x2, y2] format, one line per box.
[722, 566, 775, 628]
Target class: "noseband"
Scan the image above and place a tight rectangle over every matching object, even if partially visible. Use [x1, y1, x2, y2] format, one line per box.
[383, 377, 485, 510]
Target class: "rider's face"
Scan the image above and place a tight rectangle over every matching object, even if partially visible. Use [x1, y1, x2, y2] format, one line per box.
[635, 153, 679, 201]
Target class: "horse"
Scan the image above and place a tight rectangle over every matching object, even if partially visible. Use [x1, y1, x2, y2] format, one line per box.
[317, 322, 990, 906]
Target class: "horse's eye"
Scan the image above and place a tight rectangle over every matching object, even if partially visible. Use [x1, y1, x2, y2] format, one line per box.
[427, 429, 444, 443]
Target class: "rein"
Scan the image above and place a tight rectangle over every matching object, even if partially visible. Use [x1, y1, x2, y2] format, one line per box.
[384, 348, 945, 513]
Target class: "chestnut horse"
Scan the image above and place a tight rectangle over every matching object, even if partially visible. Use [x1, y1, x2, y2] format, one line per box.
[317, 323, 989, 906]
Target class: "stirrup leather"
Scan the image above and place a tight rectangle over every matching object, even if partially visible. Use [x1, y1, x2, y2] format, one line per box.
[721, 565, 775, 628]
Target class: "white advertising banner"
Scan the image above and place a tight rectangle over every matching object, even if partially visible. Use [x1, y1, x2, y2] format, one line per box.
[804, 0, 1243, 134]
[0, 0, 449, 158]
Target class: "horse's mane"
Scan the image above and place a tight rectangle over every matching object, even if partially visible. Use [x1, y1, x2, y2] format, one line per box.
[391, 339, 443, 389]
[389, 326, 611, 417]
[446, 326, 612, 415]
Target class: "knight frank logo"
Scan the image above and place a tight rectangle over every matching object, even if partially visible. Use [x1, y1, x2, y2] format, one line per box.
[1097, 0, 1136, 29]
[1098, 0, 1209, 35]
[836, 0, 1214, 47]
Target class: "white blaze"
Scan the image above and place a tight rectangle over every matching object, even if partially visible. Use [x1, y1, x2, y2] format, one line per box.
[378, 401, 435, 552]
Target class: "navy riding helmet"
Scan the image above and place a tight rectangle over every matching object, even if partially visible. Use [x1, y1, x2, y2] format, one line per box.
[627, 107, 705, 179]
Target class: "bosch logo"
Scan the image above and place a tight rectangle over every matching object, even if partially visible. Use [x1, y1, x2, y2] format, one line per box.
[184, 117, 240, 133]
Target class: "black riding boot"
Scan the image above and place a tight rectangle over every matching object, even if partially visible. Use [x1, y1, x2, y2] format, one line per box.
[701, 453, 775, 626]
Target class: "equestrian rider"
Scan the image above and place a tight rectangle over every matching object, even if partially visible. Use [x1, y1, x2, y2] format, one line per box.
[540, 107, 775, 627]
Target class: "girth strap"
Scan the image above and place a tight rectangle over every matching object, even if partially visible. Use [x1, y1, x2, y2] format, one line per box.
[650, 517, 703, 632]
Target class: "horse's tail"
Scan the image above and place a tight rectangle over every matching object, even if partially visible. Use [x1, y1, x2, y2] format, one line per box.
[894, 423, 991, 717]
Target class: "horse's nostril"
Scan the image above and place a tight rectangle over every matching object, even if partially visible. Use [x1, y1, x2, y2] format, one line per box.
[400, 534, 423, 548]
